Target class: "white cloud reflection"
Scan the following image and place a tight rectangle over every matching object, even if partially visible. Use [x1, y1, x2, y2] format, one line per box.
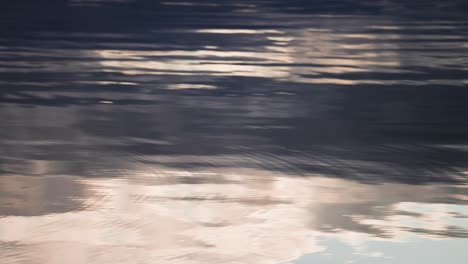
[0, 166, 467, 264]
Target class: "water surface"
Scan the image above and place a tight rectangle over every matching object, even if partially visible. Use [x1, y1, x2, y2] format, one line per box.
[1, 1, 468, 263]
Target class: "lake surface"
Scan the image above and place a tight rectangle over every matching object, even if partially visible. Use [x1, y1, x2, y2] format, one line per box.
[1, 1, 468, 263]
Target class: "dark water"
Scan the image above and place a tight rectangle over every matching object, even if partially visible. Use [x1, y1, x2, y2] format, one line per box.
[1, 1, 468, 263]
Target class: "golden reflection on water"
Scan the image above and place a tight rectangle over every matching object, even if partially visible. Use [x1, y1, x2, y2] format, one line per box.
[0, 17, 466, 86]
[82, 24, 468, 87]
[167, 84, 218, 90]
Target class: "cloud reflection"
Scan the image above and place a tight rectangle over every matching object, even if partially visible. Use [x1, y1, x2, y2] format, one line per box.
[0, 168, 467, 264]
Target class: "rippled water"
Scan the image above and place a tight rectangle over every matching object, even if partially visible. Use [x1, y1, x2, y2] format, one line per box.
[1, 1, 468, 263]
